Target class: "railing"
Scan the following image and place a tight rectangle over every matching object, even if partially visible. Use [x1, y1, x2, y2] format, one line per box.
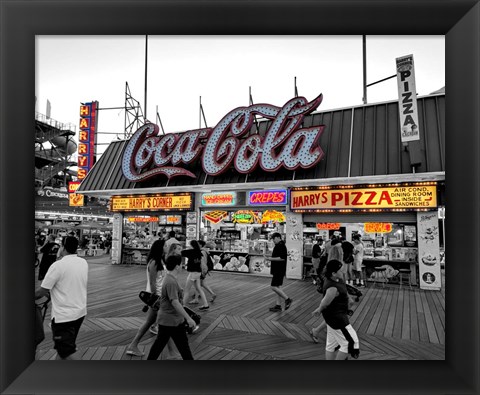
[35, 111, 76, 133]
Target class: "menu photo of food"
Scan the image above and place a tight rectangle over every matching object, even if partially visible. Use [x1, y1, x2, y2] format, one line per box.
[404, 225, 417, 246]
[204, 211, 228, 224]
[421, 252, 438, 266]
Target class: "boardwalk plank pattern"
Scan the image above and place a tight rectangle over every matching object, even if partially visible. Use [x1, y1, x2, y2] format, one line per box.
[35, 256, 445, 360]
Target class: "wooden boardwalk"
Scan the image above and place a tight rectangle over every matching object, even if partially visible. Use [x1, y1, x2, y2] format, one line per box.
[35, 255, 445, 360]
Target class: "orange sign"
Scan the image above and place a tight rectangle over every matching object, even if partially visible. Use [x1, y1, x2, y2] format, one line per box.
[316, 223, 341, 230]
[69, 193, 84, 207]
[364, 223, 393, 233]
[127, 217, 159, 222]
[290, 185, 437, 211]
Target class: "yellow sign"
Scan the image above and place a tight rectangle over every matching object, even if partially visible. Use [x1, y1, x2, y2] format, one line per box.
[261, 210, 286, 224]
[110, 194, 193, 212]
[290, 185, 437, 211]
[69, 193, 85, 207]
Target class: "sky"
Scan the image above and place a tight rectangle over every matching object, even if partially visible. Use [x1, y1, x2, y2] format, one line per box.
[35, 35, 444, 159]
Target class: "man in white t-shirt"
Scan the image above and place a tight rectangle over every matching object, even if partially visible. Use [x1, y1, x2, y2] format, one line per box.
[35, 236, 88, 360]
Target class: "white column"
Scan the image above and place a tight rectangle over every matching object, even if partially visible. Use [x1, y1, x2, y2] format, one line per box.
[285, 212, 303, 280]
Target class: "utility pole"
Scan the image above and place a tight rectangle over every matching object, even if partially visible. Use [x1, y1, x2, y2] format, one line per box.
[144, 35, 148, 120]
[362, 35, 367, 104]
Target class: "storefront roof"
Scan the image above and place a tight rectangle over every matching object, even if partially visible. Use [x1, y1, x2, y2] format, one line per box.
[78, 94, 445, 198]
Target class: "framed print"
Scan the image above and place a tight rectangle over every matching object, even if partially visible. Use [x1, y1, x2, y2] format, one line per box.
[1, 0, 479, 394]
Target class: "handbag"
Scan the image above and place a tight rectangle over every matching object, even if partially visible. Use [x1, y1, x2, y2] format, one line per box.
[138, 291, 160, 311]
[183, 305, 201, 334]
[35, 304, 45, 346]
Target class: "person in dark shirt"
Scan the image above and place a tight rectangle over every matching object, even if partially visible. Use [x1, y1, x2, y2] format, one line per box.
[311, 237, 324, 285]
[312, 259, 360, 360]
[264, 232, 292, 312]
[38, 234, 60, 281]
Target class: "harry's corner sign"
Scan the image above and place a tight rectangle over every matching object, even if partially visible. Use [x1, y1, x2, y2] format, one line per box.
[121, 95, 326, 181]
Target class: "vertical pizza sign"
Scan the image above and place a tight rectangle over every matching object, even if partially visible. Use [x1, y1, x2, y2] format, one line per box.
[396, 55, 420, 143]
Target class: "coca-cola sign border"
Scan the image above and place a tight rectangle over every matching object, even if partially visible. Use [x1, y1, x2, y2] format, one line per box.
[122, 95, 326, 182]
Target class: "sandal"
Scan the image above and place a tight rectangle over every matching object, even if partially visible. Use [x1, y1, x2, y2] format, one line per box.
[309, 329, 319, 344]
[126, 348, 144, 357]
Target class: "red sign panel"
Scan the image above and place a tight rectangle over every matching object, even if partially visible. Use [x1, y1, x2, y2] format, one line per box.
[122, 95, 325, 181]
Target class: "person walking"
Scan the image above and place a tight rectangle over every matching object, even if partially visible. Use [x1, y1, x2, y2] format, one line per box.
[264, 232, 292, 312]
[328, 237, 347, 282]
[163, 230, 180, 256]
[342, 239, 355, 285]
[34, 236, 88, 360]
[126, 238, 181, 357]
[193, 240, 217, 303]
[147, 254, 196, 360]
[38, 234, 60, 281]
[312, 259, 360, 360]
[352, 234, 365, 287]
[310, 237, 324, 285]
[182, 240, 209, 310]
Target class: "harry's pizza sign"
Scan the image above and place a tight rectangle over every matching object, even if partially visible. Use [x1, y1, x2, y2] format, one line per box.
[290, 184, 437, 212]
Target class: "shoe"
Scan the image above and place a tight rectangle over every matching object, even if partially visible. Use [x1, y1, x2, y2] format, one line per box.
[312, 280, 317, 285]
[126, 348, 144, 357]
[309, 329, 319, 344]
[210, 294, 217, 303]
[199, 306, 209, 311]
[191, 325, 200, 334]
[285, 298, 293, 310]
[188, 300, 199, 304]
[149, 324, 158, 335]
[269, 305, 282, 312]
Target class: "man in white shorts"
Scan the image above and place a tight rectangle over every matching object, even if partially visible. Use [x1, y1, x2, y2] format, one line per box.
[312, 259, 360, 360]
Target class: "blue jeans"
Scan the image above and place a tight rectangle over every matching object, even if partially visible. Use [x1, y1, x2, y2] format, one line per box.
[147, 323, 193, 360]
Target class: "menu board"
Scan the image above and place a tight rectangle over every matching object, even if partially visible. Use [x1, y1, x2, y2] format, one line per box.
[417, 212, 441, 290]
[285, 212, 303, 279]
[111, 213, 123, 264]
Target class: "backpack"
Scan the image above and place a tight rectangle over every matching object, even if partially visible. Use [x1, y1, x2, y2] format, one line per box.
[342, 241, 355, 264]
[205, 251, 214, 272]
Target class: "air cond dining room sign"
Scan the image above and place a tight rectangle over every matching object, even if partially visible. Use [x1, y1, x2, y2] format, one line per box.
[290, 184, 437, 212]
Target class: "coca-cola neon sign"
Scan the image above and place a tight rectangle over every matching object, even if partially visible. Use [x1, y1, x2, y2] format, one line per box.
[122, 95, 325, 181]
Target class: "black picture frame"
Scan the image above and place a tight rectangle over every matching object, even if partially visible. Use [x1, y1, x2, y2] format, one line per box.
[1, 0, 478, 394]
